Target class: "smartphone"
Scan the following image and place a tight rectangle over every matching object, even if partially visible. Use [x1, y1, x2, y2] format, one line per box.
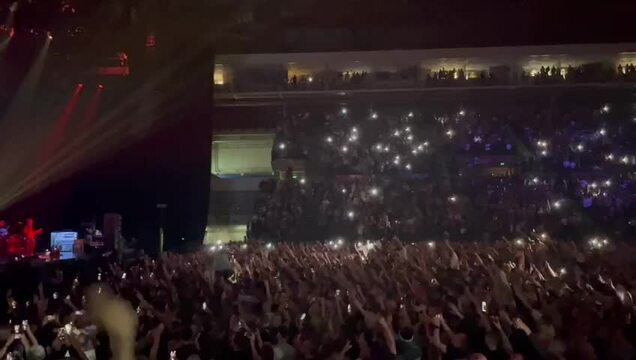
[400, 303, 404, 309]
[481, 301, 488, 313]
[21, 320, 28, 331]
[335, 289, 341, 297]
[13, 325, 20, 334]
[121, 273, 127, 280]
[53, 292, 59, 300]
[97, 273, 102, 281]
[300, 313, 307, 321]
[64, 323, 73, 335]
[347, 304, 352, 314]
[202, 302, 207, 311]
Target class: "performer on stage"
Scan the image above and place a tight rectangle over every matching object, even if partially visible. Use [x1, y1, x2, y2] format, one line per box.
[23, 218, 43, 257]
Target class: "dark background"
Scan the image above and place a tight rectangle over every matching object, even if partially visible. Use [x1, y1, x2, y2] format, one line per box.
[1, 0, 636, 251]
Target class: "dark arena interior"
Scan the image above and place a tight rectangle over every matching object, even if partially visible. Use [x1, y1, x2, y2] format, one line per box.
[0, 0, 636, 359]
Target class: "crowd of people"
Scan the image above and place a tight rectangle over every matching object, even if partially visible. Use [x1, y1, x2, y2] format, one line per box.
[238, 62, 636, 92]
[1, 237, 635, 360]
[253, 99, 636, 244]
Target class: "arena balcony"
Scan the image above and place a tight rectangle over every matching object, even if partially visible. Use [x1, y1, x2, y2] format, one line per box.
[213, 43, 636, 103]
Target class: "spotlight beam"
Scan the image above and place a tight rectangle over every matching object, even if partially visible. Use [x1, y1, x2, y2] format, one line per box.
[39, 84, 84, 160]
[0, 35, 213, 209]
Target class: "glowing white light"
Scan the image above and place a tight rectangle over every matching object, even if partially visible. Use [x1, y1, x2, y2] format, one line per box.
[266, 243, 273, 249]
[404, 126, 411, 132]
[348, 134, 358, 142]
[445, 129, 455, 138]
[278, 143, 286, 150]
[351, 127, 358, 133]
[241, 243, 247, 249]
[307, 76, 313, 83]
[347, 211, 355, 219]
[326, 136, 333, 143]
[553, 200, 562, 209]
[576, 143, 584, 152]
[603, 179, 611, 187]
[589, 238, 601, 249]
[371, 112, 378, 119]
[473, 136, 482, 143]
[590, 182, 598, 189]
[375, 144, 383, 151]
[299, 178, 306, 184]
[606, 153, 615, 161]
[417, 144, 424, 151]
[341, 145, 349, 153]
[370, 187, 379, 196]
[598, 128, 607, 136]
[393, 130, 401, 137]
[393, 155, 401, 165]
[515, 238, 524, 246]
[408, 112, 414, 118]
[448, 195, 457, 203]
[405, 163, 412, 170]
[601, 104, 610, 113]
[540, 233, 548, 240]
[341, 188, 347, 194]
[406, 134, 413, 141]
[337, 238, 344, 245]
[356, 242, 362, 247]
[559, 268, 567, 275]
[540, 150, 548, 156]
[427, 241, 435, 248]
[383, 146, 390, 152]
[532, 177, 539, 184]
[621, 156, 630, 164]
[210, 246, 217, 252]
[459, 110, 466, 116]
[537, 140, 548, 148]
[341, 107, 348, 115]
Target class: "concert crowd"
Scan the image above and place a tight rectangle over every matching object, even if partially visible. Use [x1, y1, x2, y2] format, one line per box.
[0, 238, 635, 360]
[251, 99, 636, 244]
[1, 99, 636, 360]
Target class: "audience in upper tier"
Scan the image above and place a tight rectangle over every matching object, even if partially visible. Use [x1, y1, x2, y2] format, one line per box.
[270, 63, 636, 91]
[252, 101, 636, 244]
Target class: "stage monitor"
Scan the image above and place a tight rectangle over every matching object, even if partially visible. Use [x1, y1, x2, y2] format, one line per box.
[51, 231, 78, 259]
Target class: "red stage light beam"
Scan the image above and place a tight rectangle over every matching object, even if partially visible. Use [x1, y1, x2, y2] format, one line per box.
[78, 85, 103, 132]
[38, 84, 84, 162]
